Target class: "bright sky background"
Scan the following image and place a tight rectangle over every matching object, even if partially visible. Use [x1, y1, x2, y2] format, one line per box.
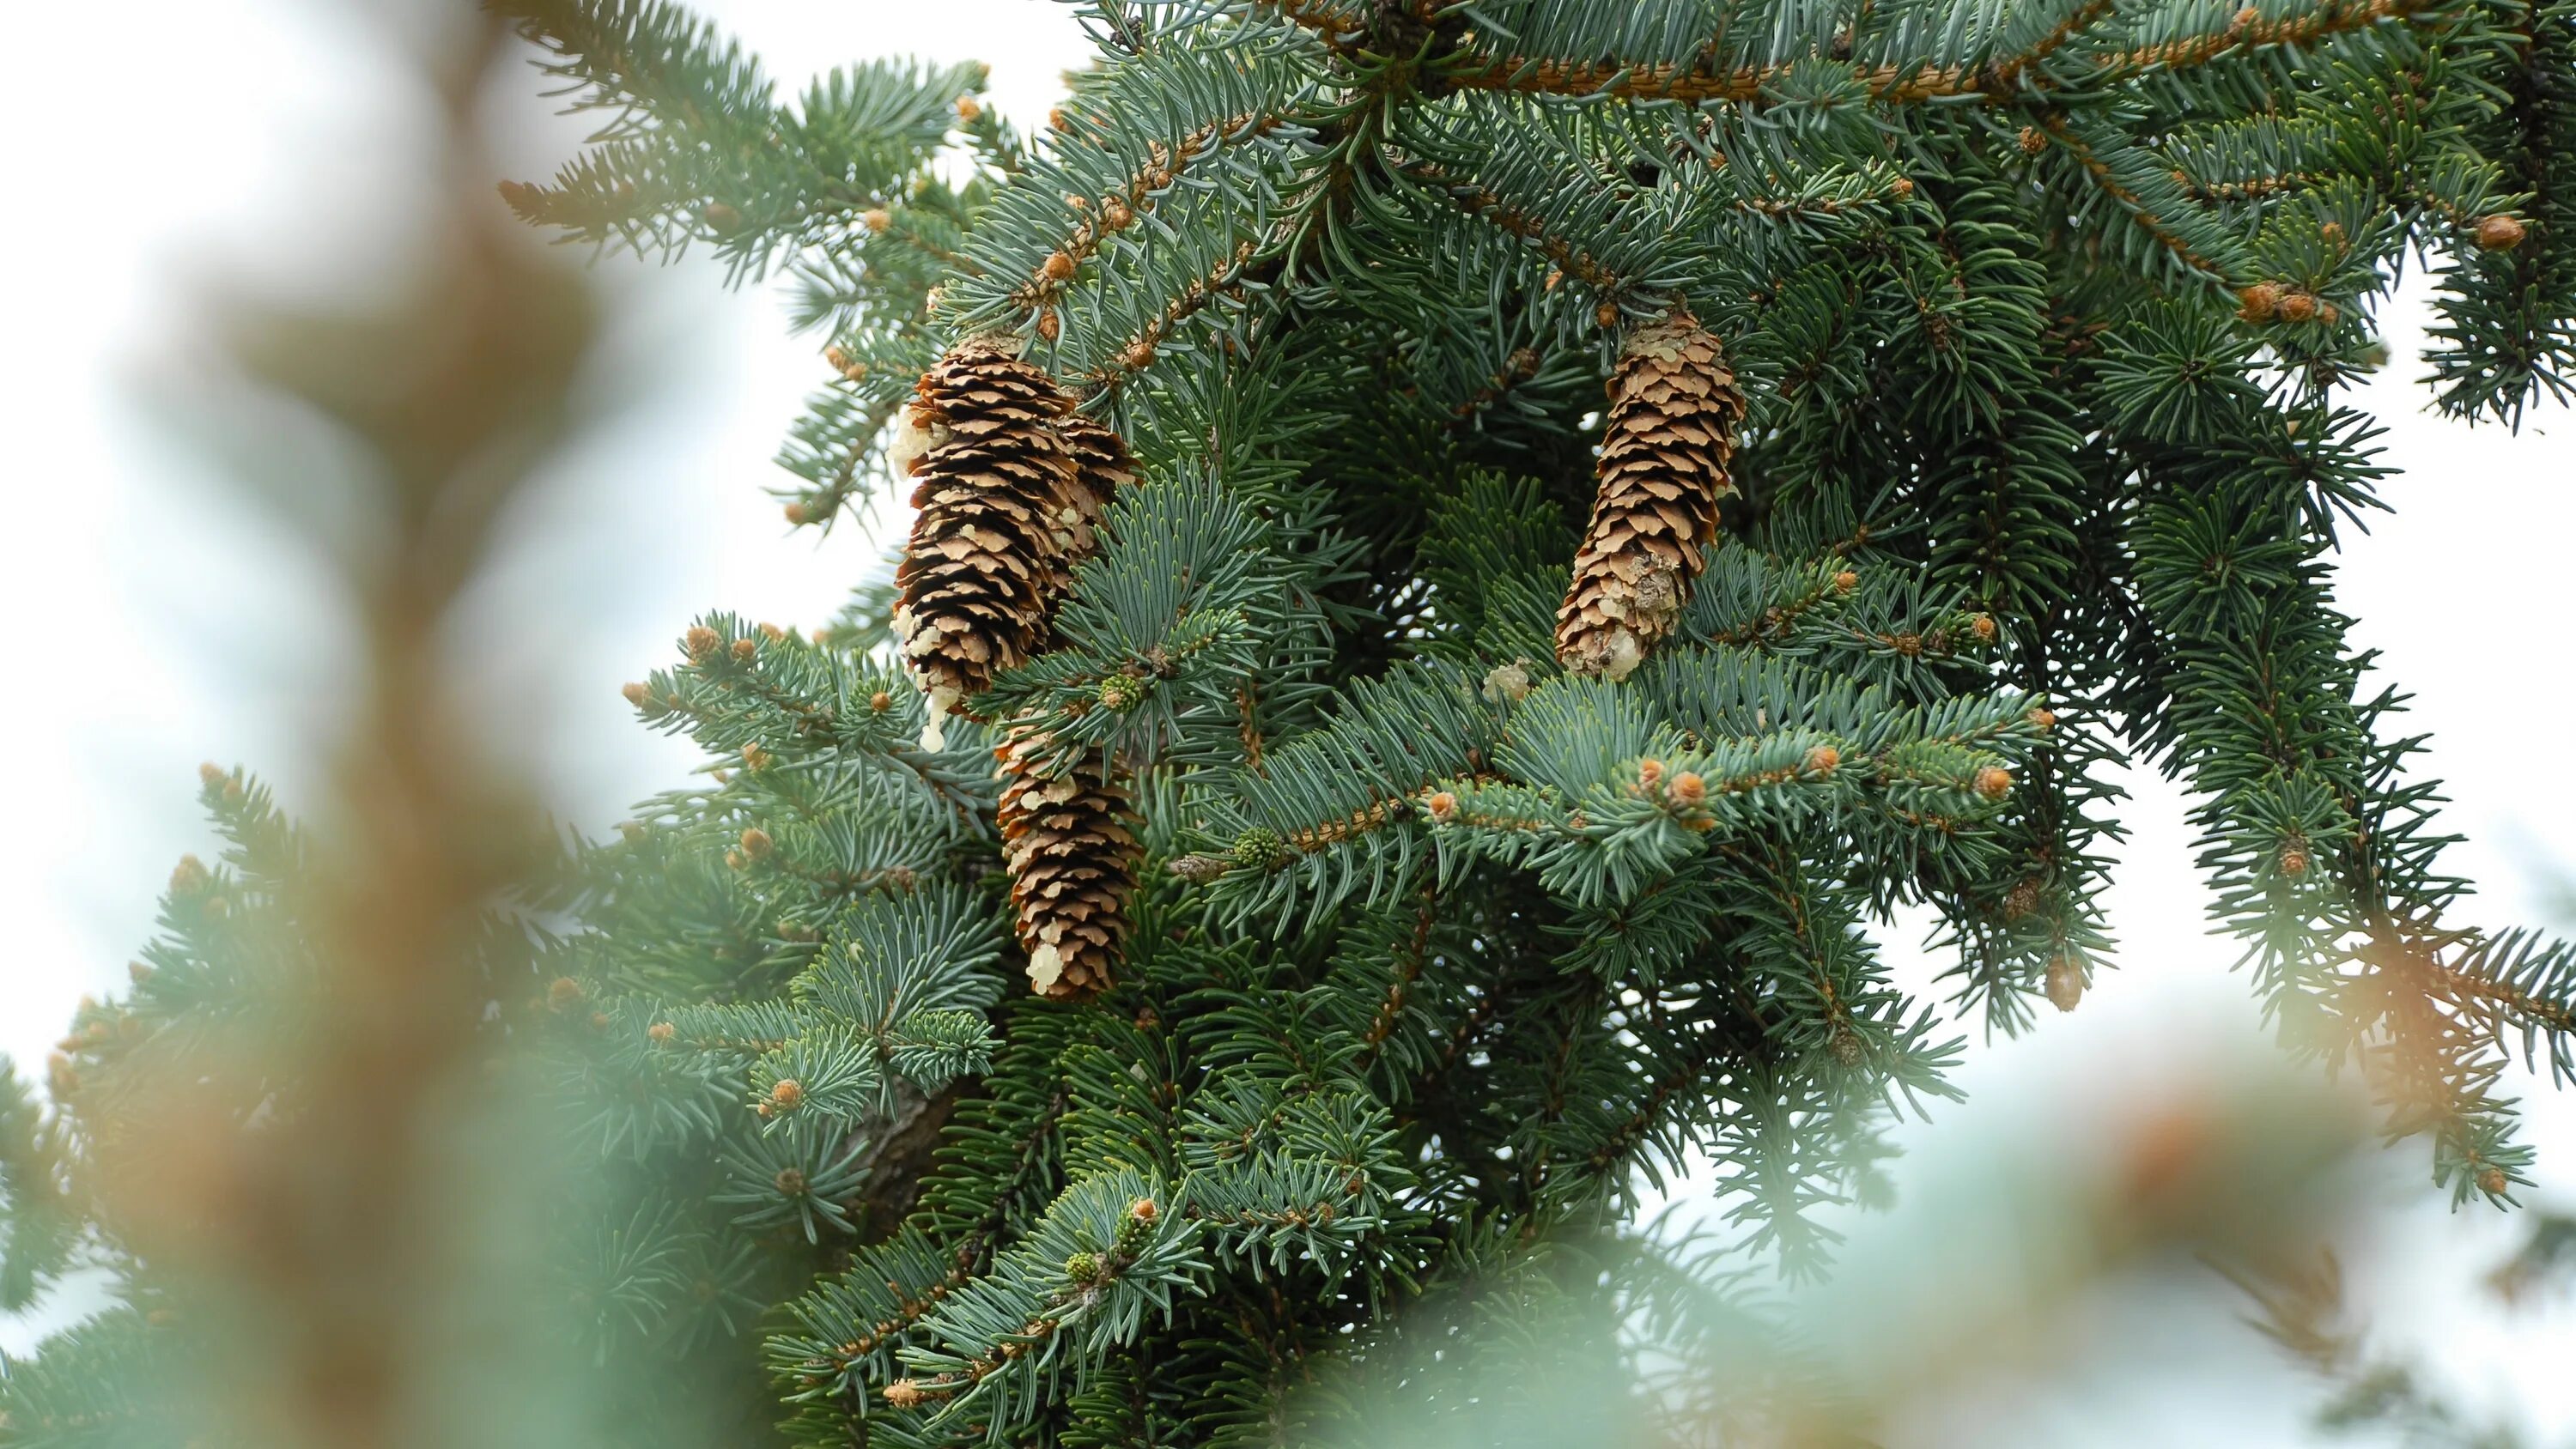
[3, 3, 2573, 1443]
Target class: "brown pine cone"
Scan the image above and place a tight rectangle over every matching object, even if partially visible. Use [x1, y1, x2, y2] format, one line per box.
[1048, 409, 1139, 598]
[1556, 308, 1745, 679]
[997, 730, 1139, 999]
[893, 338, 1079, 739]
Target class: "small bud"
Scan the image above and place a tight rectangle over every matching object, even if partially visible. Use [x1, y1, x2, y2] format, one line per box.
[2028, 706, 2057, 730]
[1103, 198, 1132, 230]
[702, 201, 742, 232]
[1974, 766, 2014, 800]
[1637, 758, 1666, 789]
[2277, 842, 2310, 876]
[2479, 1165, 2511, 1197]
[198, 761, 224, 786]
[769, 1079, 804, 1111]
[1829, 1027, 1865, 1065]
[2476, 214, 2527, 252]
[647, 1022, 677, 1045]
[1595, 302, 1621, 328]
[1048, 106, 1068, 132]
[726, 849, 746, 871]
[1832, 569, 1859, 592]
[1969, 613, 1996, 642]
[774, 1166, 807, 1194]
[1128, 1197, 1158, 1224]
[548, 976, 584, 1010]
[1098, 673, 1144, 712]
[1121, 340, 1157, 370]
[1890, 177, 1914, 197]
[590, 1010, 611, 1030]
[1802, 745, 1841, 777]
[2276, 290, 2318, 323]
[2236, 282, 2281, 321]
[1544, 268, 1564, 290]
[741, 743, 773, 771]
[740, 827, 774, 860]
[956, 94, 982, 123]
[868, 690, 892, 712]
[1063, 1251, 1103, 1282]
[2319, 220, 2344, 246]
[1042, 251, 1076, 281]
[2017, 125, 2046, 155]
[129, 960, 154, 985]
[758, 621, 787, 642]
[2002, 877, 2042, 921]
[1036, 310, 1061, 342]
[884, 1379, 928, 1410]
[621, 682, 650, 707]
[2045, 955, 2085, 1012]
[1425, 791, 1459, 822]
[1169, 853, 1232, 884]
[2233, 4, 2261, 26]
[684, 625, 720, 660]
[862, 209, 892, 233]
[730, 637, 758, 663]
[1479, 659, 1533, 703]
[169, 855, 210, 894]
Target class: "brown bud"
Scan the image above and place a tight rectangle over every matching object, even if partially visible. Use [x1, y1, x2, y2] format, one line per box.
[684, 625, 720, 659]
[2276, 290, 2318, 324]
[2233, 4, 2261, 26]
[1036, 310, 1060, 342]
[1637, 757, 1665, 789]
[884, 1379, 928, 1410]
[1544, 268, 1564, 290]
[1969, 613, 1996, 642]
[2277, 842, 2309, 876]
[1102, 198, 1132, 230]
[647, 1022, 676, 1045]
[769, 1078, 803, 1110]
[2479, 1165, 2511, 1196]
[1048, 106, 1068, 132]
[1042, 251, 1077, 281]
[759, 621, 788, 641]
[1974, 766, 2014, 800]
[620, 682, 648, 707]
[2002, 877, 2042, 921]
[2319, 221, 2344, 246]
[783, 500, 809, 524]
[1128, 1197, 1158, 1223]
[862, 209, 891, 233]
[725, 849, 746, 871]
[169, 854, 210, 894]
[955, 94, 982, 124]
[2028, 706, 2057, 731]
[1891, 177, 1914, 197]
[2045, 955, 2084, 1012]
[129, 960, 154, 985]
[702, 202, 742, 232]
[1669, 771, 1708, 805]
[1833, 569, 1860, 592]
[1595, 302, 1621, 328]
[548, 976, 584, 1010]
[2476, 214, 2527, 252]
[1425, 791, 1459, 822]
[740, 827, 774, 860]
[1802, 745, 1840, 777]
[774, 1166, 807, 1194]
[741, 743, 772, 771]
[198, 761, 225, 786]
[1121, 340, 1157, 370]
[730, 637, 757, 663]
[2236, 282, 2281, 321]
[2017, 126, 2046, 155]
[869, 690, 892, 713]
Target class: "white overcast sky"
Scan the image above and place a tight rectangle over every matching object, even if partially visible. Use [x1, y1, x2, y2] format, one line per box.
[3, 3, 2574, 1444]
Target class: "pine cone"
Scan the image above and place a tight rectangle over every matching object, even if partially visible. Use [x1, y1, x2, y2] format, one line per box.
[1048, 410, 1139, 594]
[997, 730, 1139, 999]
[1556, 309, 1744, 679]
[893, 339, 1080, 734]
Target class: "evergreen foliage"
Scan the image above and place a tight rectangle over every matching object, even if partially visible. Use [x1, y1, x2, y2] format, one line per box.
[6, 0, 2576, 1442]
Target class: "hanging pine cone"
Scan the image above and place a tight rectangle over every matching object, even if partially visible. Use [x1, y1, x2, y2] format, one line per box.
[997, 729, 1139, 999]
[893, 338, 1081, 738]
[1556, 307, 1745, 679]
[1048, 409, 1138, 592]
